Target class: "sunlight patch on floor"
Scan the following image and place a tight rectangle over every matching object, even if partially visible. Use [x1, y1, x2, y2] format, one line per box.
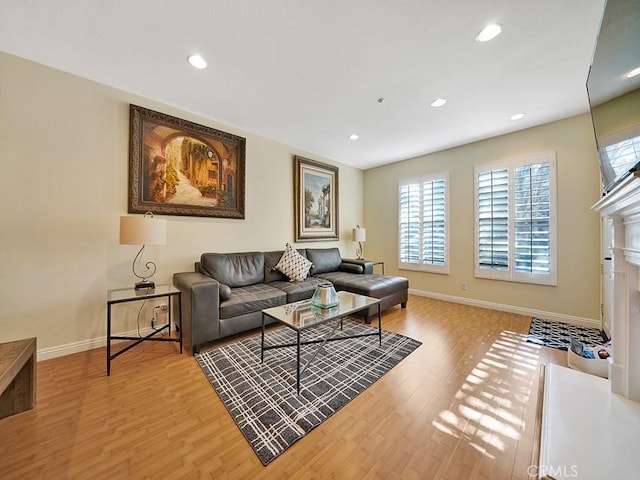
[432, 330, 542, 463]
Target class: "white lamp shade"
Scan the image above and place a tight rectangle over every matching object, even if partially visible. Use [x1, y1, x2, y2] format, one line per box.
[120, 215, 167, 246]
[352, 227, 366, 242]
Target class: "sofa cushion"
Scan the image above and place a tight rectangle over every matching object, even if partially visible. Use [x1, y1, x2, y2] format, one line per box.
[275, 243, 313, 281]
[200, 252, 265, 288]
[306, 247, 342, 275]
[268, 277, 326, 303]
[219, 283, 286, 319]
[263, 250, 289, 283]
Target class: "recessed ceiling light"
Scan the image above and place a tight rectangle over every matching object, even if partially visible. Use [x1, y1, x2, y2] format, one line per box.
[476, 23, 503, 42]
[430, 98, 447, 108]
[349, 134, 359, 140]
[626, 67, 640, 78]
[188, 54, 207, 69]
[510, 113, 526, 120]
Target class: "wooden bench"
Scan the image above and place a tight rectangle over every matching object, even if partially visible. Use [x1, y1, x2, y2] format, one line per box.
[0, 337, 36, 419]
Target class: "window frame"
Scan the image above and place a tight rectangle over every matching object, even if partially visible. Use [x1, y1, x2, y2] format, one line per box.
[473, 152, 557, 286]
[398, 172, 450, 274]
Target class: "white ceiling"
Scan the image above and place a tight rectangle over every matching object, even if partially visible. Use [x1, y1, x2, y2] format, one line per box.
[0, 0, 606, 169]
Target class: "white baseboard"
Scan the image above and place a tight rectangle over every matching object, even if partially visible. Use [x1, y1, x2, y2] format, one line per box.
[37, 325, 170, 361]
[38, 292, 600, 361]
[409, 288, 601, 330]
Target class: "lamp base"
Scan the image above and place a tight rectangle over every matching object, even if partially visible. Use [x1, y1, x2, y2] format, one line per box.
[134, 280, 155, 291]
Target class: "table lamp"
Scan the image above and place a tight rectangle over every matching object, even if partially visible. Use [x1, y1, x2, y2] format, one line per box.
[352, 225, 366, 260]
[119, 212, 167, 290]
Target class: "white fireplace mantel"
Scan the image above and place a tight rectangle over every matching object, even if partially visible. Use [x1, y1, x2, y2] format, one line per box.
[593, 173, 640, 402]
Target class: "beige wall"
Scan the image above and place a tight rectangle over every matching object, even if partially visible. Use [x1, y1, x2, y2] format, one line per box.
[363, 114, 602, 322]
[0, 52, 364, 354]
[0, 51, 603, 357]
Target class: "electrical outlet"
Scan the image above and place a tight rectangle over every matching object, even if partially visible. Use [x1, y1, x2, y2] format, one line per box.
[152, 305, 160, 328]
[461, 281, 467, 291]
[154, 304, 168, 327]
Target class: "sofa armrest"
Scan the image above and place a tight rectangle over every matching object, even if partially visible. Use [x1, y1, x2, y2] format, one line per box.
[173, 272, 221, 354]
[339, 263, 364, 274]
[340, 258, 374, 274]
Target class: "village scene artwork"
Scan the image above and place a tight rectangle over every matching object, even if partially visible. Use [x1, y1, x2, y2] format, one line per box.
[303, 170, 332, 229]
[142, 122, 240, 207]
[294, 156, 338, 241]
[129, 105, 245, 218]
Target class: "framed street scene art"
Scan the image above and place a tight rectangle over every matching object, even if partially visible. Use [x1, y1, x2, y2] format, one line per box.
[128, 104, 246, 218]
[294, 156, 339, 241]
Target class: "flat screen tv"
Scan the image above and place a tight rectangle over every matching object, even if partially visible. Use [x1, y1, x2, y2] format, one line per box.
[586, 0, 640, 194]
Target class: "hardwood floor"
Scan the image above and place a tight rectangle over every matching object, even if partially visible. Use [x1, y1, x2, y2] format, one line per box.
[0, 295, 567, 479]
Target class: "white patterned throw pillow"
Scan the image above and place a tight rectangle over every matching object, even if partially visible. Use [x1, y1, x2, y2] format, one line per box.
[275, 243, 313, 282]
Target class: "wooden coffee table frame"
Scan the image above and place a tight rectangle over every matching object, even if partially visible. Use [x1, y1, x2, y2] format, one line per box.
[261, 292, 381, 394]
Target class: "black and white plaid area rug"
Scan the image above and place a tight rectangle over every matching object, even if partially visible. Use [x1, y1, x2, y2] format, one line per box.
[526, 317, 605, 350]
[195, 320, 421, 465]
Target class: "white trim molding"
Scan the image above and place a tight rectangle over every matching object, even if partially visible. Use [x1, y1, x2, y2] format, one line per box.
[408, 288, 600, 329]
[36, 326, 164, 361]
[37, 293, 599, 361]
[593, 173, 640, 402]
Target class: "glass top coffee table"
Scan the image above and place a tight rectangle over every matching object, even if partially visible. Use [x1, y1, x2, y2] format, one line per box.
[261, 291, 381, 394]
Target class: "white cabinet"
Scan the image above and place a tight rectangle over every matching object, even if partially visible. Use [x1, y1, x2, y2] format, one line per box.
[540, 364, 640, 479]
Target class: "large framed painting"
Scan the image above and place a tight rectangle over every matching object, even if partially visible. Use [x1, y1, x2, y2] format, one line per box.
[294, 156, 339, 242]
[128, 104, 246, 218]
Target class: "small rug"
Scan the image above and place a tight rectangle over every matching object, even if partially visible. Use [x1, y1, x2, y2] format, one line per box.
[526, 317, 605, 350]
[195, 319, 421, 465]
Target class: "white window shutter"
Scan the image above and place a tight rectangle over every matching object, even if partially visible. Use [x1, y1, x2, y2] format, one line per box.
[399, 174, 449, 273]
[477, 169, 509, 271]
[475, 152, 556, 286]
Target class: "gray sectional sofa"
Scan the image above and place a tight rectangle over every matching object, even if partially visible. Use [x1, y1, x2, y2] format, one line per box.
[173, 247, 408, 353]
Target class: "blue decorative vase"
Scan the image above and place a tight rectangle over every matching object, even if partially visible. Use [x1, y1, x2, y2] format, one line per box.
[311, 283, 339, 308]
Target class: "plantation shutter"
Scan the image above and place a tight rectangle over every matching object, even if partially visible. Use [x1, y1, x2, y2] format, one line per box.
[423, 179, 446, 265]
[514, 162, 551, 274]
[477, 169, 509, 270]
[399, 174, 448, 273]
[474, 152, 556, 286]
[399, 183, 421, 264]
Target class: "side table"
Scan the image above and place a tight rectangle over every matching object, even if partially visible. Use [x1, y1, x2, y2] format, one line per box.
[107, 285, 182, 375]
[0, 337, 36, 419]
[370, 261, 385, 275]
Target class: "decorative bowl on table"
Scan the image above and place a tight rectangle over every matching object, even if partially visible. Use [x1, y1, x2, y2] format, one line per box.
[311, 283, 339, 309]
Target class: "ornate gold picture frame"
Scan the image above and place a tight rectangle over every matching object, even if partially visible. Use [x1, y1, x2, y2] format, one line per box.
[129, 104, 246, 218]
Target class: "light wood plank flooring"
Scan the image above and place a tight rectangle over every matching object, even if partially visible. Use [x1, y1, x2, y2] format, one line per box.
[0, 295, 567, 479]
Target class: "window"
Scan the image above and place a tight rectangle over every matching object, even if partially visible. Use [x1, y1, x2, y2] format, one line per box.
[474, 152, 556, 285]
[399, 173, 449, 273]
